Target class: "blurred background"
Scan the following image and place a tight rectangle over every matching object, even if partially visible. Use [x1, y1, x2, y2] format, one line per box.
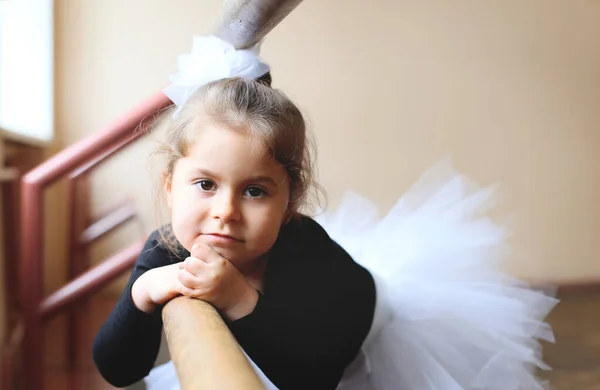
[1, 0, 599, 388]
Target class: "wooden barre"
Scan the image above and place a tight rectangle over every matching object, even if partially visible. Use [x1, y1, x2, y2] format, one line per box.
[217, 0, 304, 49]
[162, 297, 267, 390]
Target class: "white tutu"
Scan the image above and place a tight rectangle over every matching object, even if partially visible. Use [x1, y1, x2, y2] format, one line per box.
[145, 160, 557, 390]
[319, 160, 557, 390]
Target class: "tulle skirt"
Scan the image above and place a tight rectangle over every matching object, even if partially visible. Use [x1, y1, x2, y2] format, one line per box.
[145, 161, 557, 390]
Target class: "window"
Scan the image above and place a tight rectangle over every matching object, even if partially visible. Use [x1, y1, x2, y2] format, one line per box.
[0, 0, 54, 144]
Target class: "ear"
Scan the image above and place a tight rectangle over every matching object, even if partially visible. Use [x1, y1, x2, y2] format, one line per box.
[162, 171, 173, 208]
[282, 203, 294, 225]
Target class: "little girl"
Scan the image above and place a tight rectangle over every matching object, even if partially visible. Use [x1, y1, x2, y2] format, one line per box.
[93, 36, 556, 390]
[93, 75, 377, 389]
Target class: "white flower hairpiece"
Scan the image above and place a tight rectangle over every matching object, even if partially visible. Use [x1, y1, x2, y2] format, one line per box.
[163, 35, 270, 112]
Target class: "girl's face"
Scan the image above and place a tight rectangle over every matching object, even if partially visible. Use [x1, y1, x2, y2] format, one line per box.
[165, 124, 290, 269]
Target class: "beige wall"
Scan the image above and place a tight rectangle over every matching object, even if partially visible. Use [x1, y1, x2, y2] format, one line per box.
[53, 0, 600, 294]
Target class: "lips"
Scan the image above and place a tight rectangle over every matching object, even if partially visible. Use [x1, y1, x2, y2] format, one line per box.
[202, 233, 242, 244]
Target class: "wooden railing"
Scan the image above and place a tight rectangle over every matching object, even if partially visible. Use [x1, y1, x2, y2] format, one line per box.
[65, 135, 143, 370]
[18, 1, 304, 389]
[19, 92, 172, 390]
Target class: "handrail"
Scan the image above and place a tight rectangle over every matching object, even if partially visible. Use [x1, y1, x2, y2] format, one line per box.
[78, 200, 138, 245]
[163, 297, 266, 390]
[20, 93, 171, 390]
[23, 93, 171, 187]
[65, 135, 146, 370]
[68, 134, 136, 181]
[39, 239, 145, 321]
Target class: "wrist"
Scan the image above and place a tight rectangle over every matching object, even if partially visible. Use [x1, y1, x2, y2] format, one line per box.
[131, 274, 156, 314]
[223, 287, 258, 321]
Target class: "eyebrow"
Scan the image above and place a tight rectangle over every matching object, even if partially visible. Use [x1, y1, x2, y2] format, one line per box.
[192, 168, 281, 187]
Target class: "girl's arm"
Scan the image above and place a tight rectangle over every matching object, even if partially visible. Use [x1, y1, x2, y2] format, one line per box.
[230, 222, 377, 390]
[92, 230, 178, 387]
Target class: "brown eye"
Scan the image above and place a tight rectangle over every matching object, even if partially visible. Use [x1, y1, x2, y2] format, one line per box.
[245, 186, 265, 198]
[196, 180, 215, 191]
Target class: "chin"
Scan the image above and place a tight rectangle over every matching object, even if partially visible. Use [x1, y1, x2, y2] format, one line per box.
[210, 247, 244, 262]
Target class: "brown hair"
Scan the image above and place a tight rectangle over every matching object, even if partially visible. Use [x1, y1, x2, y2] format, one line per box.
[156, 77, 319, 254]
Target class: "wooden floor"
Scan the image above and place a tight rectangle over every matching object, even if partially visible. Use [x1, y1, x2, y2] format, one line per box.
[538, 290, 600, 389]
[43, 296, 158, 390]
[44, 298, 121, 390]
[34, 289, 600, 390]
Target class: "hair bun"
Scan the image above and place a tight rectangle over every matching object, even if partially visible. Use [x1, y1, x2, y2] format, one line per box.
[255, 72, 273, 87]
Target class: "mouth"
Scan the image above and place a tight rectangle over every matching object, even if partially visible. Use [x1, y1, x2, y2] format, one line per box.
[202, 233, 243, 244]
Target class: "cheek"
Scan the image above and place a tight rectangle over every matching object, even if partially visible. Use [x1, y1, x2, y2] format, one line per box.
[247, 218, 282, 254]
[171, 193, 204, 223]
[246, 203, 287, 242]
[168, 188, 205, 247]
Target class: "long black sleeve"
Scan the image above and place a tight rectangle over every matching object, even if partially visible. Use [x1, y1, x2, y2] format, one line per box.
[92, 231, 175, 387]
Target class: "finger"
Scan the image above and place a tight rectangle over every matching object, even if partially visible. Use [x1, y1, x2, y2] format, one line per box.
[175, 281, 196, 297]
[177, 269, 203, 290]
[181, 256, 208, 276]
[191, 242, 225, 264]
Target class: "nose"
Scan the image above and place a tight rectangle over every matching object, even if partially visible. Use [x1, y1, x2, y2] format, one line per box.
[211, 190, 240, 223]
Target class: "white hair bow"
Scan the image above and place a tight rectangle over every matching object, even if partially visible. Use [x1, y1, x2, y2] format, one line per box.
[163, 35, 270, 110]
